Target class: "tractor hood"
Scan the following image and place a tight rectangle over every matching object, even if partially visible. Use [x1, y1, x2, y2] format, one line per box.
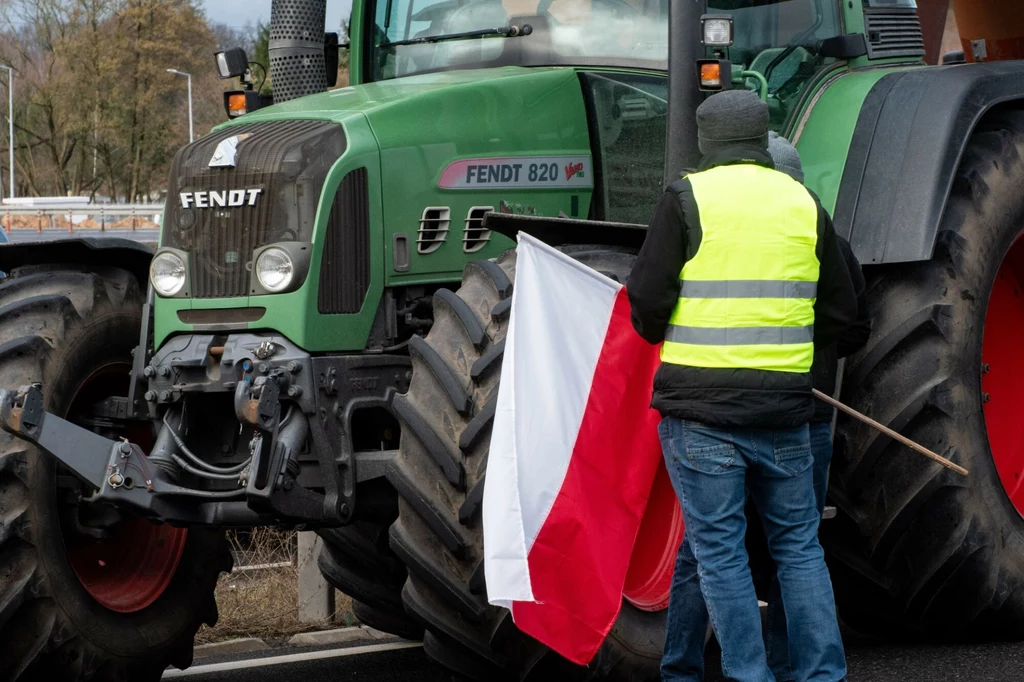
[239, 66, 562, 121]
[228, 66, 592, 163]
[155, 66, 593, 352]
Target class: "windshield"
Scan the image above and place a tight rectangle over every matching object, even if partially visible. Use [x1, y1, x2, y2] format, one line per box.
[368, 0, 843, 129]
[709, 0, 844, 128]
[368, 0, 669, 81]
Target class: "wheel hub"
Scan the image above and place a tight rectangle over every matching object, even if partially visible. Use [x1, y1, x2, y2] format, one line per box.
[62, 364, 188, 613]
[982, 234, 1024, 516]
[622, 462, 684, 611]
[67, 518, 188, 613]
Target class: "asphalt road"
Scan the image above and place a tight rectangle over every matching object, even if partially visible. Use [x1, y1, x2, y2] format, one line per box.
[705, 638, 1024, 682]
[3, 228, 159, 243]
[165, 637, 1024, 682]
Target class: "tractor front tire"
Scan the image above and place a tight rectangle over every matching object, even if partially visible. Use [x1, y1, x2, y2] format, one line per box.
[0, 265, 231, 681]
[389, 250, 664, 681]
[827, 107, 1024, 638]
[317, 514, 423, 640]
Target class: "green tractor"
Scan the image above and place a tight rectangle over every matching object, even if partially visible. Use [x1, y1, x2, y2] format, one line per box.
[2, 0, 1024, 679]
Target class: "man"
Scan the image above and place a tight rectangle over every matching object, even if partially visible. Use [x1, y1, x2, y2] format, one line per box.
[627, 90, 856, 682]
[649, 131, 869, 682]
[762, 131, 872, 682]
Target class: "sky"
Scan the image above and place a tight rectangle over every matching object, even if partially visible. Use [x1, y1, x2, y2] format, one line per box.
[200, 0, 353, 32]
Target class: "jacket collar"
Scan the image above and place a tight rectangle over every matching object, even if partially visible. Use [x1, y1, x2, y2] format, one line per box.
[697, 143, 775, 172]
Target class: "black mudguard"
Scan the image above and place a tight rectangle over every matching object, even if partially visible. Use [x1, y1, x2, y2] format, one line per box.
[484, 212, 647, 250]
[835, 61, 1024, 265]
[0, 237, 154, 285]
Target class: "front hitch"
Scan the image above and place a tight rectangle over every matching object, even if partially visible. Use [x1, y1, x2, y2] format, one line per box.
[0, 385, 133, 491]
[0, 385, 216, 520]
[0, 384, 318, 525]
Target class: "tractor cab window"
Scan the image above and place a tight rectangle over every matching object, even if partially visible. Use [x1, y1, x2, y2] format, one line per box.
[368, 0, 668, 81]
[709, 0, 844, 129]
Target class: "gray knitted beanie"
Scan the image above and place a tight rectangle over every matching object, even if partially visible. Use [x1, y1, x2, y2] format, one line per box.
[768, 131, 804, 183]
[696, 90, 769, 155]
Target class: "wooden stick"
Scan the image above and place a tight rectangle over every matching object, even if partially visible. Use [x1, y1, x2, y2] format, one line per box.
[812, 388, 969, 477]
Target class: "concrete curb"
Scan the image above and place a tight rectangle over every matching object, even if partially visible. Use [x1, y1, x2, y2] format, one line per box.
[193, 626, 394, 658]
[287, 626, 390, 647]
[194, 637, 269, 657]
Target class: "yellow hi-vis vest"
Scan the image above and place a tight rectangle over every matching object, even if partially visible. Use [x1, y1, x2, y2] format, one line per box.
[661, 164, 820, 373]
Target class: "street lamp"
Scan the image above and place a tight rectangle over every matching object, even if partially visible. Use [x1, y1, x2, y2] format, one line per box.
[0, 65, 13, 201]
[167, 68, 194, 143]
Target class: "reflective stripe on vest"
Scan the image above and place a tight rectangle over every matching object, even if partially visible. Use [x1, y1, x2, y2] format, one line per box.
[660, 164, 820, 373]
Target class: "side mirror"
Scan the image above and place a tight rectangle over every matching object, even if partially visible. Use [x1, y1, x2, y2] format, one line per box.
[817, 34, 868, 60]
[325, 33, 339, 88]
[215, 47, 249, 80]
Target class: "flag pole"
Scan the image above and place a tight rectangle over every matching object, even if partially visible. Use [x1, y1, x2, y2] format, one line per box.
[812, 389, 968, 477]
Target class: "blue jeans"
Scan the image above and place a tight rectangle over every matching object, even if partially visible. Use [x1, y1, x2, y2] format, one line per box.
[659, 417, 846, 682]
[765, 422, 834, 680]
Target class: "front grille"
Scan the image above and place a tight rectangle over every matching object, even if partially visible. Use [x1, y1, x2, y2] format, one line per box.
[318, 168, 371, 314]
[864, 7, 926, 59]
[164, 120, 346, 299]
[178, 307, 266, 325]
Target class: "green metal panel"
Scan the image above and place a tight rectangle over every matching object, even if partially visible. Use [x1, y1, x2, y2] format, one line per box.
[153, 67, 591, 352]
[152, 297, 190, 347]
[154, 118, 384, 352]
[793, 66, 915, 216]
[349, 0, 368, 86]
[363, 68, 592, 285]
[843, 0, 866, 40]
[252, 139, 384, 352]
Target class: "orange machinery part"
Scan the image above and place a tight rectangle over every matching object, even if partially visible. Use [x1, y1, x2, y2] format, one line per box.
[951, 0, 1024, 62]
[915, 0, 950, 64]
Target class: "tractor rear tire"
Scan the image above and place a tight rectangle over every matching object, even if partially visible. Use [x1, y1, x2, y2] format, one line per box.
[827, 107, 1024, 638]
[389, 250, 664, 681]
[0, 264, 231, 681]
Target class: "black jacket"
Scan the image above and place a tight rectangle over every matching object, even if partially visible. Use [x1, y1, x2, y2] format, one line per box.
[810, 236, 870, 423]
[626, 144, 859, 428]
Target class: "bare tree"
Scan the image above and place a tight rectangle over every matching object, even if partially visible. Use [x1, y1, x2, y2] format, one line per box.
[0, 0, 227, 200]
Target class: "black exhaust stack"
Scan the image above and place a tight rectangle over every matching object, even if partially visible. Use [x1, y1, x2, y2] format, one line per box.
[269, 0, 328, 102]
[664, 0, 706, 185]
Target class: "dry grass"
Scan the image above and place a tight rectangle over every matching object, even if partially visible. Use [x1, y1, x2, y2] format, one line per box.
[196, 528, 356, 644]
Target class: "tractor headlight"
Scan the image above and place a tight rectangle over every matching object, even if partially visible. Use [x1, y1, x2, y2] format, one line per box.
[255, 247, 294, 293]
[150, 251, 187, 297]
[701, 15, 734, 47]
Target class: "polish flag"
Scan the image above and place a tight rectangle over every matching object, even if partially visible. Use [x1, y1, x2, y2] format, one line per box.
[482, 233, 665, 665]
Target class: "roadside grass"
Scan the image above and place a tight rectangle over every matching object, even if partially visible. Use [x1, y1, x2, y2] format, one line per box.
[196, 529, 356, 644]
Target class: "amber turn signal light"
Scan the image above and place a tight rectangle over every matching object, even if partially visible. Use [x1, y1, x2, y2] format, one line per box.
[700, 63, 722, 88]
[227, 93, 248, 117]
[696, 59, 732, 92]
[222, 90, 273, 119]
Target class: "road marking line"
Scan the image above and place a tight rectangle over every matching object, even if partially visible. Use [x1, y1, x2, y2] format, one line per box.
[162, 641, 423, 678]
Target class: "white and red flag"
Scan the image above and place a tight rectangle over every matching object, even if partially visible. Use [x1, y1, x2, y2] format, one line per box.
[482, 233, 665, 665]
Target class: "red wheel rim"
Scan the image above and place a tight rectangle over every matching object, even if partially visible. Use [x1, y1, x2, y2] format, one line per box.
[982, 234, 1024, 517]
[67, 517, 188, 613]
[62, 364, 188, 613]
[622, 462, 684, 611]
